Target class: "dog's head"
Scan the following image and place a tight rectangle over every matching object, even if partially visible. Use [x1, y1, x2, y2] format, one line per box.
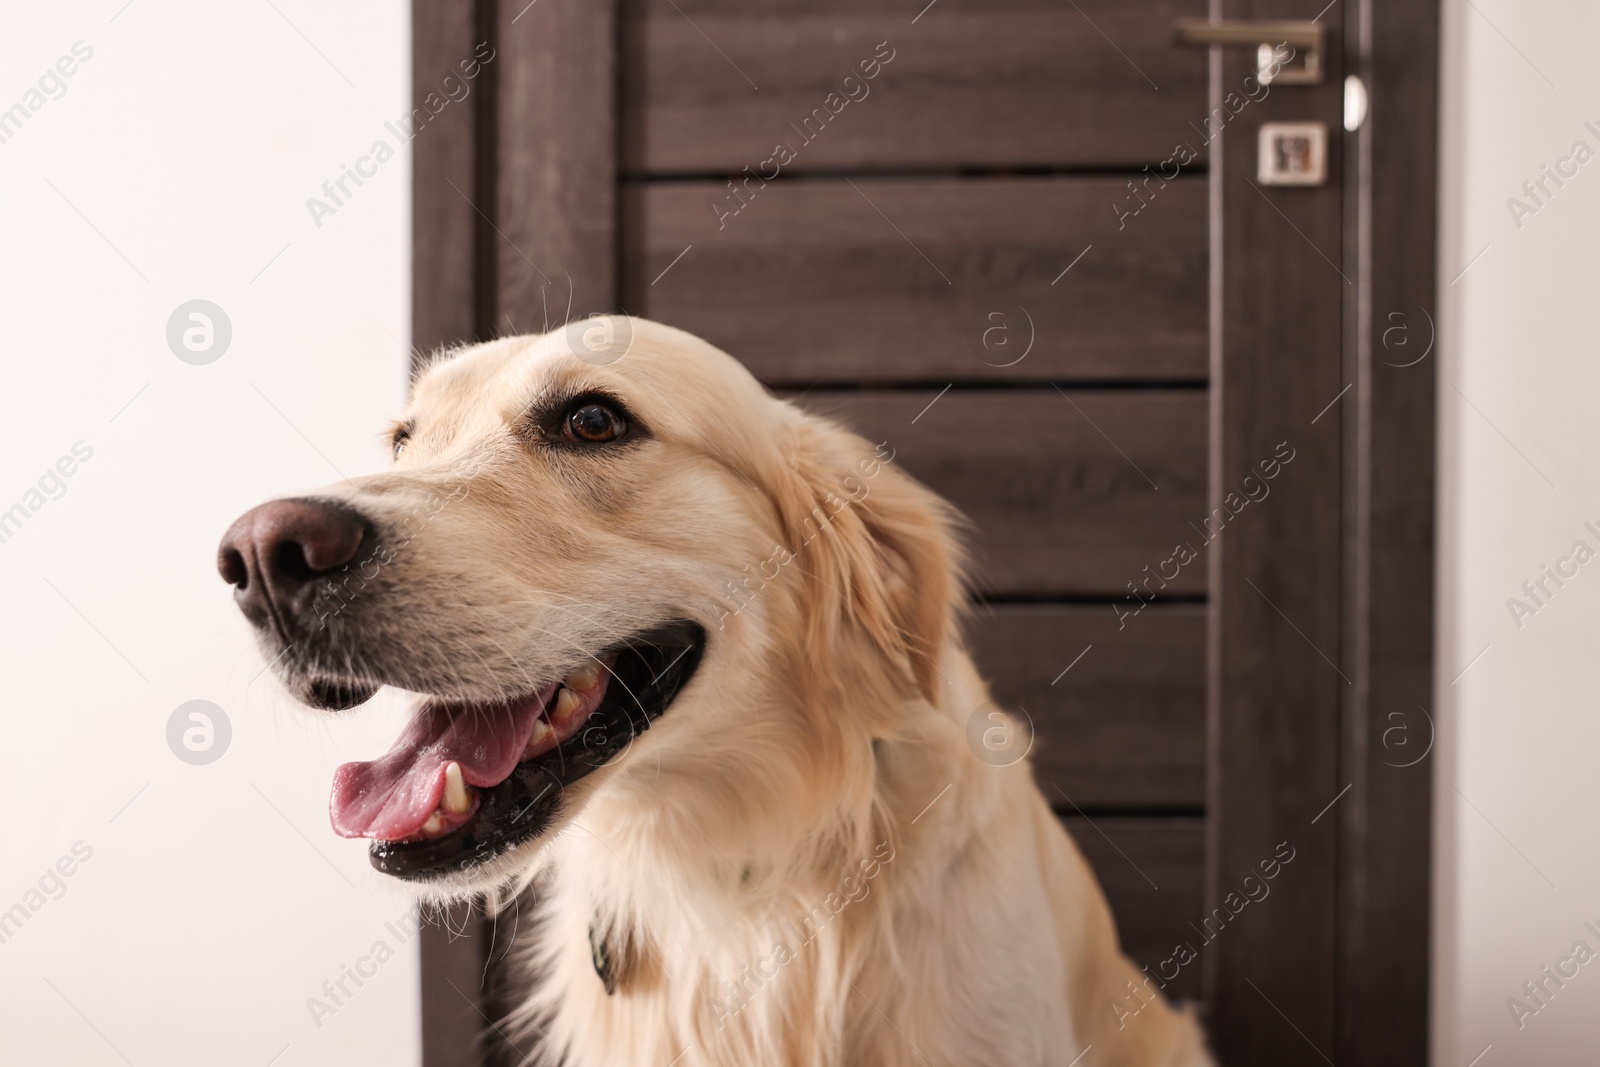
[218, 317, 963, 894]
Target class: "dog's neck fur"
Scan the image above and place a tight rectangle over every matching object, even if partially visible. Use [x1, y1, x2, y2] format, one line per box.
[496, 634, 1025, 1067]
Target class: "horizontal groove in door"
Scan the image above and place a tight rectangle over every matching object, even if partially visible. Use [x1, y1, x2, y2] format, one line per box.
[794, 389, 1210, 598]
[972, 604, 1206, 809]
[620, 0, 1211, 173]
[974, 593, 1208, 607]
[621, 164, 1211, 184]
[778, 380, 1211, 394]
[623, 176, 1208, 384]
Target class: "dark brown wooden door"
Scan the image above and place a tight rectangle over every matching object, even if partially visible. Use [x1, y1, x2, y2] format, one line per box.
[411, 1, 1438, 1063]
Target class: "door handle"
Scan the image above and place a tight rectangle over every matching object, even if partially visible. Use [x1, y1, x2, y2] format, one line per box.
[1173, 19, 1324, 85]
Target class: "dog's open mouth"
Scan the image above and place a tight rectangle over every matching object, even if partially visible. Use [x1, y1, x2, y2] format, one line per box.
[329, 621, 704, 881]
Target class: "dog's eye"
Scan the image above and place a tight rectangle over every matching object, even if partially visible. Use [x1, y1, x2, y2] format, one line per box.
[564, 402, 626, 444]
[391, 429, 410, 458]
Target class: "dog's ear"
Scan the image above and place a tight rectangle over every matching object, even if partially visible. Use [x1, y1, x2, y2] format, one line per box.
[768, 413, 966, 704]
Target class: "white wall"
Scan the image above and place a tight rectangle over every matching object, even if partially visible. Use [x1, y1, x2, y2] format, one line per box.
[0, 3, 421, 1064]
[1437, 0, 1600, 1063]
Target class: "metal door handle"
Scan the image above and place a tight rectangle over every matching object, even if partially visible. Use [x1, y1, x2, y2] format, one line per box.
[1173, 19, 1324, 85]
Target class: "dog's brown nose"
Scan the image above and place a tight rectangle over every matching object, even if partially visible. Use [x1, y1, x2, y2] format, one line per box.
[218, 498, 370, 631]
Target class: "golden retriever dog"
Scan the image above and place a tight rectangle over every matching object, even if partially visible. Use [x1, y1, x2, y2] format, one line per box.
[218, 317, 1212, 1066]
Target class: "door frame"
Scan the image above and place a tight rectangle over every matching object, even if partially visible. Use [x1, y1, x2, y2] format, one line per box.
[408, 1, 1440, 1063]
[1335, 1, 1439, 1062]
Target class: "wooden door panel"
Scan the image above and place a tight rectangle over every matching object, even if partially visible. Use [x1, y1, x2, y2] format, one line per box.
[1063, 816, 1204, 1002]
[620, 0, 1210, 173]
[795, 390, 1208, 596]
[495, 0, 618, 324]
[623, 176, 1208, 384]
[970, 605, 1206, 810]
[412, 1, 479, 354]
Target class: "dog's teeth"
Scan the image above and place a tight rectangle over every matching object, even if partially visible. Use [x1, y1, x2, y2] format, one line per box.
[551, 686, 582, 723]
[566, 663, 602, 691]
[523, 717, 553, 756]
[443, 761, 470, 814]
[421, 811, 444, 835]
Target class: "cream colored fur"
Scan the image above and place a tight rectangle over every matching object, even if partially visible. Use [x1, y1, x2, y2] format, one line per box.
[299, 318, 1213, 1067]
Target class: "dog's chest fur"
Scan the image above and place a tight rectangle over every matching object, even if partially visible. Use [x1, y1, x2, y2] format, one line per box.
[504, 764, 1079, 1067]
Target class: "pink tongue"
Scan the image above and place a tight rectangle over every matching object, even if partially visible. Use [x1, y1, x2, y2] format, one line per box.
[329, 683, 557, 840]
